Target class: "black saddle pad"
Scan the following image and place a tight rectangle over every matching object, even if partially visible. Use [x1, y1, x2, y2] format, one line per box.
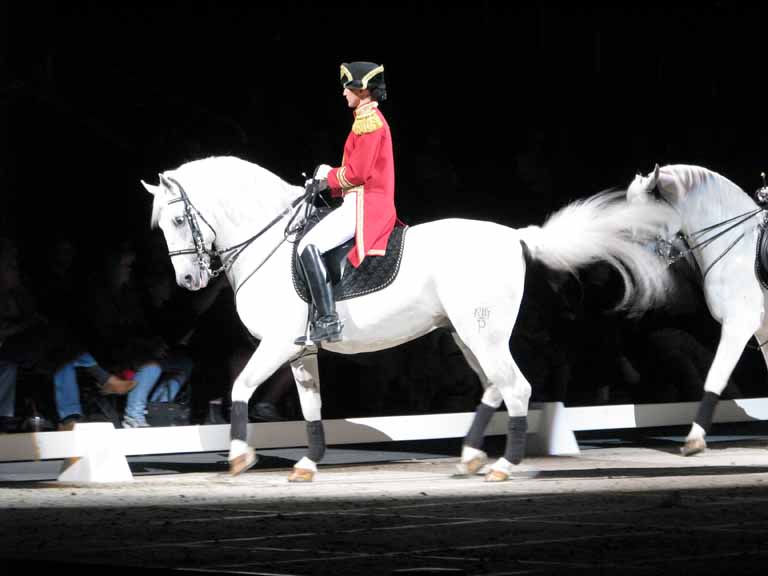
[755, 222, 768, 289]
[292, 219, 408, 303]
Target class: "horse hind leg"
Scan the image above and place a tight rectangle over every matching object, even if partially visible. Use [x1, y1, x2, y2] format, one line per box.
[452, 333, 501, 476]
[454, 331, 531, 482]
[483, 352, 530, 482]
[682, 318, 758, 456]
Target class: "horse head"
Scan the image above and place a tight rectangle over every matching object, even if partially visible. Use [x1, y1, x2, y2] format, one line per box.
[626, 163, 661, 204]
[142, 173, 216, 291]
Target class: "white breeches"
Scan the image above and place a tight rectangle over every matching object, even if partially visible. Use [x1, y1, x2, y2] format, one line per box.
[298, 192, 357, 255]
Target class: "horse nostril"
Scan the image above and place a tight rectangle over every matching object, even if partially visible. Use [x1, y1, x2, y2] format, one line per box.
[183, 274, 193, 285]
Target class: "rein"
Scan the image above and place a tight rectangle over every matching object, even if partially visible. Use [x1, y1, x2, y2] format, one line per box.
[654, 198, 764, 278]
[164, 176, 320, 290]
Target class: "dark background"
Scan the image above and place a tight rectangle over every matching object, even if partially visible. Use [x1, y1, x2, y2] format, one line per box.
[3, 1, 768, 416]
[4, 2, 767, 241]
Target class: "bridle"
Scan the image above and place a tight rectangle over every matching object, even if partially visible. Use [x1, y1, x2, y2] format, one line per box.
[162, 175, 320, 288]
[649, 180, 765, 278]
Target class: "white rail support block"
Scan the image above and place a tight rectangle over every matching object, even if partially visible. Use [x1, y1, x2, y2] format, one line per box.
[57, 422, 133, 483]
[527, 401, 580, 456]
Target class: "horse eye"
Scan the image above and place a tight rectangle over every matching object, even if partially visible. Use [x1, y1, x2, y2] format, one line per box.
[173, 216, 185, 226]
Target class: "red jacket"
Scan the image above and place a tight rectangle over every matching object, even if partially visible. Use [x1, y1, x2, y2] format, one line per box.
[327, 101, 397, 268]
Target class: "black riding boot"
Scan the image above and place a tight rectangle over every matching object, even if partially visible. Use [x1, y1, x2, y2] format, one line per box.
[295, 244, 343, 345]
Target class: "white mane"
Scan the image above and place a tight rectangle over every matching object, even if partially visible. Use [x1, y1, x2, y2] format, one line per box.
[659, 164, 757, 223]
[150, 156, 303, 229]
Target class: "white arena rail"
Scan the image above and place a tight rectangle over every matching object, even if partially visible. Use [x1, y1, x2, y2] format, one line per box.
[1, 398, 767, 483]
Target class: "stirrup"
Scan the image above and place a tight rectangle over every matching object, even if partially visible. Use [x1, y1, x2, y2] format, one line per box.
[311, 315, 343, 343]
[294, 333, 313, 346]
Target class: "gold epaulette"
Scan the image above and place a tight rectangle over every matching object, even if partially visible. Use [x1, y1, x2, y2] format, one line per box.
[352, 110, 383, 135]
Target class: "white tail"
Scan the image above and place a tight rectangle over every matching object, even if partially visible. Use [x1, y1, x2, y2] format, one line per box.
[518, 191, 676, 315]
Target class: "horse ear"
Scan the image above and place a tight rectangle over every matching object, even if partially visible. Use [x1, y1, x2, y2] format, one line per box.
[647, 163, 661, 190]
[158, 173, 174, 191]
[141, 179, 162, 196]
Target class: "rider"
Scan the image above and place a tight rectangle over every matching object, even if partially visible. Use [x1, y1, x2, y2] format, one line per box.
[295, 61, 398, 345]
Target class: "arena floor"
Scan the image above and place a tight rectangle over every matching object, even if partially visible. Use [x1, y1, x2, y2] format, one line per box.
[2, 425, 768, 575]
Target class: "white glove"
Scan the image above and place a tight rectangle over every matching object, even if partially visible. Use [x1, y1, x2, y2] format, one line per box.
[313, 164, 332, 180]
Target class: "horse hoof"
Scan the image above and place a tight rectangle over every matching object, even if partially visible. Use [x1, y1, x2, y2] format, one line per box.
[229, 448, 257, 476]
[288, 467, 315, 482]
[484, 469, 509, 483]
[680, 438, 707, 457]
[456, 455, 488, 476]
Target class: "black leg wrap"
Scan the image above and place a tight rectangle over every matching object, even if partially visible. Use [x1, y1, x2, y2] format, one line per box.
[504, 416, 528, 465]
[230, 401, 249, 442]
[306, 420, 326, 462]
[464, 403, 497, 449]
[694, 391, 720, 434]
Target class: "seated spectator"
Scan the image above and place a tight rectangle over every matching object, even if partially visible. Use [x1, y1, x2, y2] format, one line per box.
[84, 241, 169, 428]
[31, 237, 135, 429]
[54, 352, 136, 430]
[0, 237, 54, 428]
[139, 249, 233, 422]
[0, 361, 18, 433]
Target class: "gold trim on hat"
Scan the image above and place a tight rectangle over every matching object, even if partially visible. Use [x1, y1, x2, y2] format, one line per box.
[340, 64, 353, 84]
[360, 65, 384, 89]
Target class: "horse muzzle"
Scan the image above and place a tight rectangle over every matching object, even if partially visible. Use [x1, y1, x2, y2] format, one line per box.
[179, 269, 210, 291]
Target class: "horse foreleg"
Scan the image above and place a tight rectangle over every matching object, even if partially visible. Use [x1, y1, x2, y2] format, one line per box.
[228, 400, 257, 476]
[683, 320, 756, 456]
[288, 350, 323, 482]
[228, 341, 297, 475]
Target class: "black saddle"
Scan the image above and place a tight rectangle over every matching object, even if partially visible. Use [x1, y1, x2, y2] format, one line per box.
[755, 219, 768, 289]
[292, 209, 408, 303]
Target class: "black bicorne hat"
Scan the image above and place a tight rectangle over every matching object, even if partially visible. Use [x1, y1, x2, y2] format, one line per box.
[340, 61, 385, 93]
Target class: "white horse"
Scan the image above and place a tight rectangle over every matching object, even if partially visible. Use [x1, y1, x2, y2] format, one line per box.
[627, 164, 767, 455]
[143, 156, 674, 482]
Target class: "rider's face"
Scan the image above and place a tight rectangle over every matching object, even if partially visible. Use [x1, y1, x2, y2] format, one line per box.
[343, 87, 369, 109]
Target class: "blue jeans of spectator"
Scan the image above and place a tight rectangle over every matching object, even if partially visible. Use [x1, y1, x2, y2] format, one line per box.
[54, 352, 101, 420]
[0, 361, 17, 418]
[124, 362, 164, 420]
[149, 354, 194, 403]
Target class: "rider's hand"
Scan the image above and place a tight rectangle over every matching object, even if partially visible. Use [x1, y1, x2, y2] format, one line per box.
[304, 178, 329, 193]
[313, 164, 332, 180]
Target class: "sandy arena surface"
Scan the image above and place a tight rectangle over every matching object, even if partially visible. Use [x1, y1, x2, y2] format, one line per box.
[2, 432, 768, 575]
